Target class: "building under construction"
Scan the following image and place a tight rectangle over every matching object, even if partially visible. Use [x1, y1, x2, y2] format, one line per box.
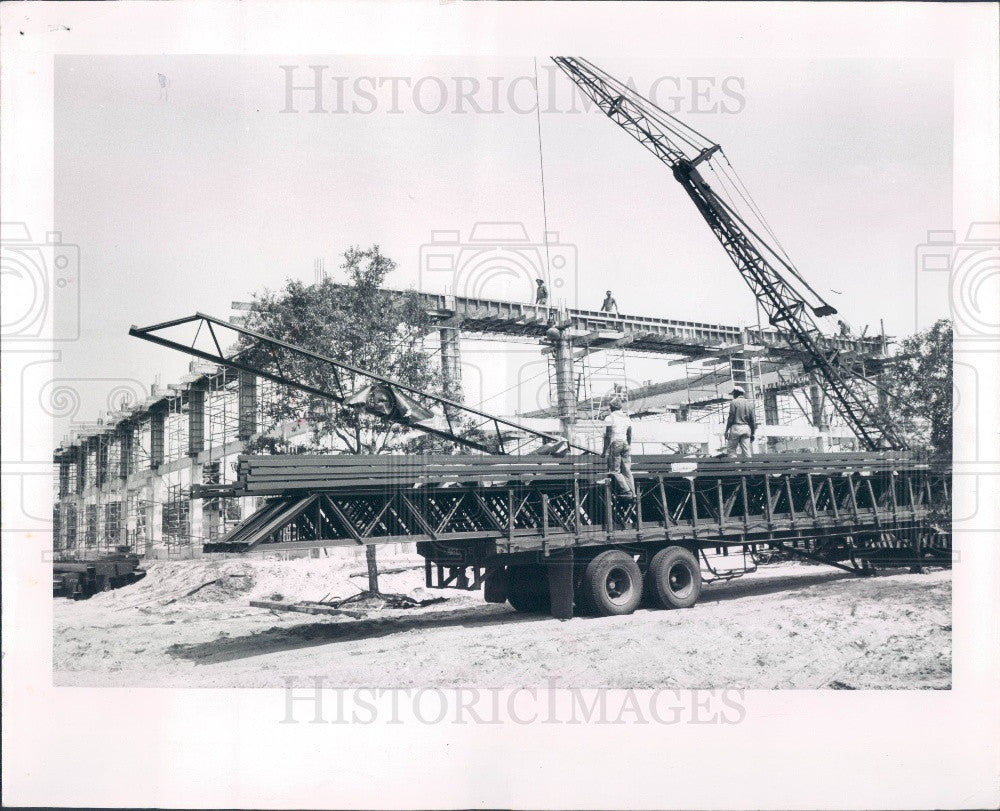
[51, 288, 890, 560]
[52, 56, 919, 571]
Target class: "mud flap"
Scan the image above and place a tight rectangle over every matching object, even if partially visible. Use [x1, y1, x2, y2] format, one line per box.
[546, 548, 575, 620]
[483, 566, 508, 603]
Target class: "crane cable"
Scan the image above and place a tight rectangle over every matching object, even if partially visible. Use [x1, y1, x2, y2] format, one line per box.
[533, 57, 552, 284]
[571, 57, 838, 319]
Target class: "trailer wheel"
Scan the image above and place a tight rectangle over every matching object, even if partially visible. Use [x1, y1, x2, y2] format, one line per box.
[647, 546, 701, 609]
[582, 551, 643, 617]
[507, 564, 549, 613]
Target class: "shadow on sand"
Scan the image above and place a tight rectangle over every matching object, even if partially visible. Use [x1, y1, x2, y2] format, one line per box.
[166, 568, 857, 665]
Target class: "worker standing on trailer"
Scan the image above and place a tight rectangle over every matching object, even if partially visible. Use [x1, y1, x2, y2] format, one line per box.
[603, 397, 636, 499]
[600, 290, 619, 315]
[535, 278, 548, 305]
[724, 386, 757, 457]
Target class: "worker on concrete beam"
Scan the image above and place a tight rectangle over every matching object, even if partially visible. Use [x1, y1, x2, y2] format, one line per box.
[535, 278, 548, 305]
[724, 386, 757, 458]
[603, 397, 636, 499]
[600, 290, 619, 315]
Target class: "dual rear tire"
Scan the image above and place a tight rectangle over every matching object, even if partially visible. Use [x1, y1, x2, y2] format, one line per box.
[579, 546, 702, 617]
[645, 546, 701, 609]
[579, 550, 644, 616]
[506, 545, 702, 618]
[506, 564, 550, 613]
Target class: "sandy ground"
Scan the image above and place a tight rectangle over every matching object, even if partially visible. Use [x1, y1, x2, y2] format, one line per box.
[53, 549, 951, 689]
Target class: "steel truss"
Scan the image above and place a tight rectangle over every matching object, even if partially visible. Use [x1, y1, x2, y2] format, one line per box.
[130, 313, 591, 456]
[203, 454, 950, 577]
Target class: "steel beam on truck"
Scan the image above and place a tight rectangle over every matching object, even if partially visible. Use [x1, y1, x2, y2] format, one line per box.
[201, 452, 950, 576]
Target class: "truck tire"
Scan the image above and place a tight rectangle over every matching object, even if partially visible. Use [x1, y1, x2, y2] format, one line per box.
[507, 564, 549, 613]
[647, 546, 701, 609]
[582, 551, 643, 617]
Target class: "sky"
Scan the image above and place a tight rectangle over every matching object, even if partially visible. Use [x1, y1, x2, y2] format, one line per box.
[52, 54, 953, 439]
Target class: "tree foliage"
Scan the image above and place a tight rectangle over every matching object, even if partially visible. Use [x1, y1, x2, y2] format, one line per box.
[241, 245, 441, 455]
[239, 246, 443, 594]
[879, 319, 952, 459]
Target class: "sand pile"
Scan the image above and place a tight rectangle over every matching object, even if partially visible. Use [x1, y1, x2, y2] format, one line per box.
[86, 548, 429, 610]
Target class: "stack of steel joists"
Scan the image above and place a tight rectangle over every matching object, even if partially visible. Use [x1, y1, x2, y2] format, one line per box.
[201, 451, 949, 558]
[196, 451, 933, 498]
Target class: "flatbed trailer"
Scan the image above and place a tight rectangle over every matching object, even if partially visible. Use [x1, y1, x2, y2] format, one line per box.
[53, 550, 146, 600]
[199, 451, 949, 619]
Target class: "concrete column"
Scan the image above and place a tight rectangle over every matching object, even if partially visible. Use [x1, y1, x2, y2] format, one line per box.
[150, 405, 166, 469]
[118, 424, 132, 480]
[763, 390, 779, 426]
[188, 382, 206, 457]
[147, 473, 164, 557]
[876, 375, 890, 412]
[96, 436, 109, 488]
[439, 328, 463, 400]
[189, 461, 203, 557]
[58, 459, 70, 499]
[552, 334, 577, 438]
[76, 448, 86, 495]
[238, 371, 257, 440]
[809, 373, 829, 451]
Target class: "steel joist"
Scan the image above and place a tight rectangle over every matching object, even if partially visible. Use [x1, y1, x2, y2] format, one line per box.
[202, 453, 950, 573]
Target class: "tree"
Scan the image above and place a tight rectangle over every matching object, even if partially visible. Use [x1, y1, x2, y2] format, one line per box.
[878, 318, 952, 459]
[241, 245, 442, 592]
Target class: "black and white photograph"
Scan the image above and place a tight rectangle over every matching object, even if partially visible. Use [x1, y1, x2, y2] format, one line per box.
[2, 2, 998, 809]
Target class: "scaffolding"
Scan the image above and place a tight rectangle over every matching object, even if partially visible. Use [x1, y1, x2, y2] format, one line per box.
[546, 344, 631, 425]
[164, 393, 189, 464]
[206, 368, 241, 451]
[103, 501, 122, 553]
[201, 460, 243, 543]
[162, 479, 192, 557]
[125, 488, 150, 554]
[64, 503, 78, 552]
[52, 503, 62, 553]
[105, 436, 122, 488]
[574, 347, 629, 420]
[84, 503, 99, 550]
[682, 352, 764, 424]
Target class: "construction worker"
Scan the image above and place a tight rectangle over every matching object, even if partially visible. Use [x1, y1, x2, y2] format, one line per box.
[602, 397, 635, 499]
[600, 290, 619, 315]
[535, 278, 548, 305]
[724, 386, 757, 458]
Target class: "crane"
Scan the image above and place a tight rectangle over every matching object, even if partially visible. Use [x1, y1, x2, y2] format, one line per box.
[552, 57, 905, 451]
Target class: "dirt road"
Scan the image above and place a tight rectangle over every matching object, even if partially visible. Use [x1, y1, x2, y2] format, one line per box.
[53, 552, 951, 689]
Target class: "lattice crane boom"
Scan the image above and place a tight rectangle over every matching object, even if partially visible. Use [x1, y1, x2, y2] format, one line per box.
[552, 56, 905, 451]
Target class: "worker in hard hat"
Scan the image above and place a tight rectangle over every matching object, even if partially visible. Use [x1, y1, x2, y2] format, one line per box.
[602, 397, 635, 499]
[724, 386, 757, 458]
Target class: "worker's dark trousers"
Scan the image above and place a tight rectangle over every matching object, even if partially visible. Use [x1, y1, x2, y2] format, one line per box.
[608, 440, 635, 496]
